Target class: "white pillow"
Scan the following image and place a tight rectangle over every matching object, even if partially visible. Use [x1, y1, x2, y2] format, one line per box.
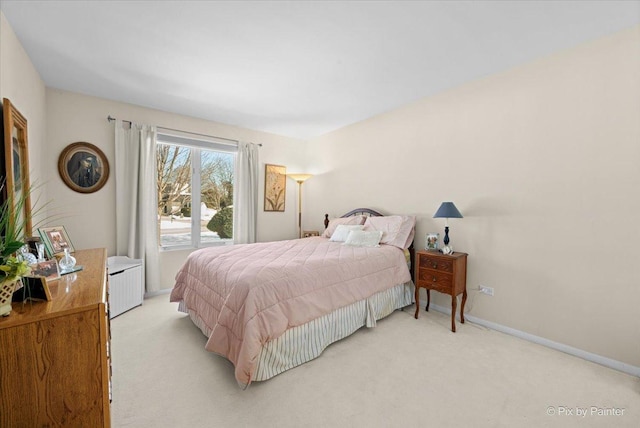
[343, 230, 383, 247]
[329, 224, 365, 242]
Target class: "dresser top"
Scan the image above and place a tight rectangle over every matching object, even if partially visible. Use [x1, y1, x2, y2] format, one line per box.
[0, 248, 107, 329]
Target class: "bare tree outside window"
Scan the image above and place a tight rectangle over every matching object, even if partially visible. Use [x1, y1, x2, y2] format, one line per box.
[157, 145, 191, 219]
[157, 141, 235, 248]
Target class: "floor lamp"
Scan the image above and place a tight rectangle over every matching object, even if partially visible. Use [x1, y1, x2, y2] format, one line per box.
[287, 173, 312, 238]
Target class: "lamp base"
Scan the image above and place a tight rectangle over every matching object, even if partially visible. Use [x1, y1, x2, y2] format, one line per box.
[443, 226, 450, 246]
[440, 245, 453, 255]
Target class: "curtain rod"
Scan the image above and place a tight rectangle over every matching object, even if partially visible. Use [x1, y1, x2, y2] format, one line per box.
[107, 115, 261, 146]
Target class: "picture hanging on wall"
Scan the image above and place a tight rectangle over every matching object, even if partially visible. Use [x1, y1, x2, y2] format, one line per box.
[58, 141, 110, 194]
[264, 164, 286, 212]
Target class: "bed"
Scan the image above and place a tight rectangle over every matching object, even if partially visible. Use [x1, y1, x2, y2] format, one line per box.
[169, 208, 416, 387]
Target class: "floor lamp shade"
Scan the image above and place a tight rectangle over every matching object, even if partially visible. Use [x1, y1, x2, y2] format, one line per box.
[287, 174, 312, 238]
[287, 174, 313, 183]
[433, 202, 463, 253]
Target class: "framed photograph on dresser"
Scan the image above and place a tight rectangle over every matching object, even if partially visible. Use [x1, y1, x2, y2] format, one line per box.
[426, 233, 439, 250]
[13, 276, 52, 302]
[30, 259, 60, 282]
[37, 225, 74, 258]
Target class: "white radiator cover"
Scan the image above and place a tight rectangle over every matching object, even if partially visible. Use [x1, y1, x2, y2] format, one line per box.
[108, 256, 144, 318]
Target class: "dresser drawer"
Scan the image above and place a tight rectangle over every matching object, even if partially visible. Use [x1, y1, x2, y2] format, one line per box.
[419, 254, 454, 273]
[417, 268, 453, 293]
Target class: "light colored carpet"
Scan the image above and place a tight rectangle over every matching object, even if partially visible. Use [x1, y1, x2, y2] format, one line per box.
[111, 295, 639, 427]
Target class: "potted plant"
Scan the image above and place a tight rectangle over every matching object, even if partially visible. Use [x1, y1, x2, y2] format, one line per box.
[0, 182, 32, 316]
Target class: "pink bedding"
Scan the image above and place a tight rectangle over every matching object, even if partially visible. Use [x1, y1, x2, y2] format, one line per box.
[169, 236, 411, 386]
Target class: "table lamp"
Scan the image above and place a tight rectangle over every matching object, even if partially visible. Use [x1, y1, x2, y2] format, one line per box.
[433, 202, 463, 254]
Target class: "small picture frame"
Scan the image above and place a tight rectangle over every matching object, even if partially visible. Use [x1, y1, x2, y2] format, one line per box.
[25, 236, 42, 258]
[426, 233, 439, 250]
[303, 230, 320, 238]
[30, 259, 61, 282]
[13, 276, 52, 302]
[37, 226, 74, 258]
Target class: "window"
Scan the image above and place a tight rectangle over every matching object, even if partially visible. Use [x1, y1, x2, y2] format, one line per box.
[156, 131, 236, 249]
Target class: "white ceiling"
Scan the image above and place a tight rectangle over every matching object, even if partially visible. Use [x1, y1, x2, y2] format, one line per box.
[2, 1, 639, 139]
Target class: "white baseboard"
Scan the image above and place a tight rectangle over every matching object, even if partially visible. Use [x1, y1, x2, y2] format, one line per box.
[144, 288, 171, 298]
[429, 303, 640, 378]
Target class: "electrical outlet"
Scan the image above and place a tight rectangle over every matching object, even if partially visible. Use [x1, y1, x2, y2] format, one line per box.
[479, 285, 494, 296]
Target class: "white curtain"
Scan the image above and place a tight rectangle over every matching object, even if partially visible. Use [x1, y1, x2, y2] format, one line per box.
[233, 141, 259, 244]
[114, 120, 160, 292]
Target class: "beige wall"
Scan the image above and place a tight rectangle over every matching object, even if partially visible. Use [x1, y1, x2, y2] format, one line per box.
[307, 26, 640, 368]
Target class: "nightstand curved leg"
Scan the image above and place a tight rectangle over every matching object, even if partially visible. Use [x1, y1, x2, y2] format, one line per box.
[425, 289, 430, 312]
[460, 290, 467, 324]
[451, 296, 457, 332]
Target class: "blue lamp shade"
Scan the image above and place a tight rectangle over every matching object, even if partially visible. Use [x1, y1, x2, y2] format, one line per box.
[433, 202, 463, 219]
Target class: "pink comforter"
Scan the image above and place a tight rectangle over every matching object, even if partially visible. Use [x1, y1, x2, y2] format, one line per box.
[170, 236, 410, 385]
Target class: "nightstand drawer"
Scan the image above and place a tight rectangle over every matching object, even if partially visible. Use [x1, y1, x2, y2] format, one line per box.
[419, 254, 454, 273]
[417, 269, 453, 293]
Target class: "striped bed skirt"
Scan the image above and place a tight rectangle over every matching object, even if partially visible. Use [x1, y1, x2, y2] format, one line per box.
[180, 280, 415, 384]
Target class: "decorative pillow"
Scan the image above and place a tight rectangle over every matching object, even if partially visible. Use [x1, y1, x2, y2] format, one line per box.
[363, 215, 416, 249]
[343, 230, 383, 247]
[329, 224, 365, 242]
[322, 215, 366, 238]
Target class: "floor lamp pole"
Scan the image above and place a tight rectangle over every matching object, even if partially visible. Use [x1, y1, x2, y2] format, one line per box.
[287, 173, 312, 239]
[297, 180, 303, 239]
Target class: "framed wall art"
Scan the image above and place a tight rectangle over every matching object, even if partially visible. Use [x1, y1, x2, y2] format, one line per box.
[58, 142, 110, 193]
[2, 98, 32, 237]
[37, 225, 74, 258]
[264, 164, 286, 212]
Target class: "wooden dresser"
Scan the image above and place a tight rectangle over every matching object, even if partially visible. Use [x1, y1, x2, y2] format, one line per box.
[0, 248, 111, 427]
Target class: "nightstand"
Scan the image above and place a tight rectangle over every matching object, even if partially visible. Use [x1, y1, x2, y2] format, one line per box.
[414, 250, 468, 332]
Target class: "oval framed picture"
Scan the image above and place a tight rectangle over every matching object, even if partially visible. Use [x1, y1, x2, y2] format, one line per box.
[58, 142, 110, 193]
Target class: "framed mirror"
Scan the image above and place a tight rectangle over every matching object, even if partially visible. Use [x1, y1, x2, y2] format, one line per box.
[58, 142, 109, 193]
[2, 98, 32, 238]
